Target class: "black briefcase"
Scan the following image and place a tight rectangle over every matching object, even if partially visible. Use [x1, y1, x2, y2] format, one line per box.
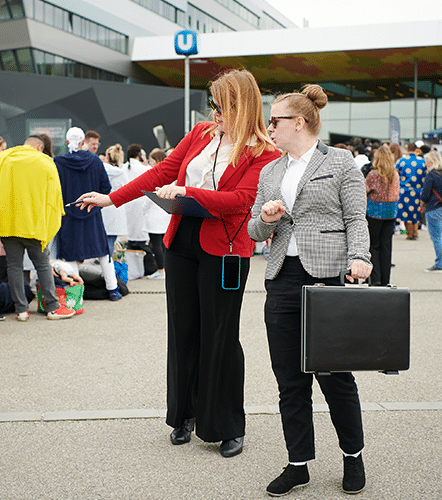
[301, 274, 410, 375]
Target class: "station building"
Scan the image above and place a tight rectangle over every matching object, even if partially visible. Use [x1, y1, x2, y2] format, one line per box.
[0, 0, 441, 153]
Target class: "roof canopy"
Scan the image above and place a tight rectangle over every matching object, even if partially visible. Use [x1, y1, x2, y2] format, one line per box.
[132, 20, 442, 102]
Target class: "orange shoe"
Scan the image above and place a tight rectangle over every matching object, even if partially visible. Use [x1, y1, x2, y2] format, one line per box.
[47, 305, 75, 320]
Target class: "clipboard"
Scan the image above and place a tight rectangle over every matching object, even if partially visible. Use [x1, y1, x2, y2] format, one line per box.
[142, 191, 218, 219]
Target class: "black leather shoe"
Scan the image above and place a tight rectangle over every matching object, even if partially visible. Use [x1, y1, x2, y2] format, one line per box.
[220, 436, 244, 458]
[266, 464, 309, 496]
[170, 418, 196, 445]
[342, 454, 365, 494]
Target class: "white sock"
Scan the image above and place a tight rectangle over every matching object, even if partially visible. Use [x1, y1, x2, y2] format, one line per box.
[289, 462, 307, 467]
[343, 450, 362, 458]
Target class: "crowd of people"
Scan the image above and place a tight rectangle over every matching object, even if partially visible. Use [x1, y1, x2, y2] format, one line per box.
[1, 68, 442, 498]
[0, 129, 170, 321]
[335, 137, 442, 277]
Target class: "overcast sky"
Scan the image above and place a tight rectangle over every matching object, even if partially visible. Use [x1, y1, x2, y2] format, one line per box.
[272, 0, 440, 28]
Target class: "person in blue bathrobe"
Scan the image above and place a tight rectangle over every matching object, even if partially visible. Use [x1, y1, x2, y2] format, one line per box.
[54, 127, 122, 301]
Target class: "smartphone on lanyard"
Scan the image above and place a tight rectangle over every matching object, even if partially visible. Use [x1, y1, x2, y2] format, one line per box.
[222, 255, 241, 290]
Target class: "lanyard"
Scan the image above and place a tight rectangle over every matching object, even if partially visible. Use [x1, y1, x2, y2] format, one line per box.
[212, 134, 251, 254]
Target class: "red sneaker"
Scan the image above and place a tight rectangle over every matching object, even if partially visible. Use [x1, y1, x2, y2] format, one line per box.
[47, 305, 75, 320]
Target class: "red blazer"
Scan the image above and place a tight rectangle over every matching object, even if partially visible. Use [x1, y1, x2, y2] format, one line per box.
[110, 122, 280, 257]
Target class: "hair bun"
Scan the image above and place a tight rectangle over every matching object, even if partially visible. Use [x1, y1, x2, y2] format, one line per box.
[301, 84, 328, 110]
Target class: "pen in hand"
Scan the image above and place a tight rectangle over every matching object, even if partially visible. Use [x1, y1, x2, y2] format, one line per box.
[65, 200, 81, 207]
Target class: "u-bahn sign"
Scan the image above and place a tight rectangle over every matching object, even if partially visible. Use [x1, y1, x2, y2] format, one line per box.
[174, 30, 198, 56]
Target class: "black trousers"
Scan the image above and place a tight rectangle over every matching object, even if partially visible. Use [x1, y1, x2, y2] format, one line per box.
[148, 233, 166, 269]
[265, 256, 364, 462]
[367, 216, 395, 286]
[164, 217, 249, 442]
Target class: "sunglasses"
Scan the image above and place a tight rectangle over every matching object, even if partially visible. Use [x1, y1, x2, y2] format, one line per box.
[208, 97, 221, 114]
[268, 116, 309, 128]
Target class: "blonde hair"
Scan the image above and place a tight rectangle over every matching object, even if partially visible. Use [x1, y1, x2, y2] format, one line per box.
[107, 144, 124, 167]
[206, 69, 275, 165]
[273, 84, 328, 137]
[424, 150, 442, 170]
[372, 146, 396, 184]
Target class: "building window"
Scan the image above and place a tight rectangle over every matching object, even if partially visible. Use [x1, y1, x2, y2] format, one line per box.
[21, 0, 128, 54]
[0, 0, 25, 21]
[130, 0, 185, 25]
[260, 11, 286, 30]
[214, 0, 259, 28]
[187, 4, 233, 32]
[0, 47, 127, 82]
[0, 50, 19, 71]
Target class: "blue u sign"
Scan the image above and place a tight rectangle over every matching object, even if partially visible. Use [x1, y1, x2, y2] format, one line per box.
[174, 30, 199, 56]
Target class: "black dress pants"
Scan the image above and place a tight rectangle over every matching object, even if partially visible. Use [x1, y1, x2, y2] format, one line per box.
[165, 217, 249, 442]
[264, 256, 364, 462]
[367, 216, 395, 286]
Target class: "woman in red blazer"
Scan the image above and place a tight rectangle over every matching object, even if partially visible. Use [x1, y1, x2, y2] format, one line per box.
[77, 69, 279, 458]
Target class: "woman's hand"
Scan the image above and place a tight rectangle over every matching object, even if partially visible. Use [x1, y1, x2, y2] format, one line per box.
[261, 200, 286, 223]
[346, 261, 372, 283]
[76, 192, 113, 212]
[155, 185, 186, 200]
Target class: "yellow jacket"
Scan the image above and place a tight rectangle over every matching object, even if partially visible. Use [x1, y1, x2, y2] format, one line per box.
[0, 145, 65, 249]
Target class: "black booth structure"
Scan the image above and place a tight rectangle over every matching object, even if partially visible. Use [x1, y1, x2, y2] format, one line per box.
[0, 71, 207, 155]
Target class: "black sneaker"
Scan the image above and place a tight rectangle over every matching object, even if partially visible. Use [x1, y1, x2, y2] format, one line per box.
[343, 454, 366, 494]
[266, 464, 309, 496]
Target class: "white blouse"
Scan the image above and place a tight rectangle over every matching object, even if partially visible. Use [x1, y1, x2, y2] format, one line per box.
[185, 132, 233, 190]
[281, 141, 317, 256]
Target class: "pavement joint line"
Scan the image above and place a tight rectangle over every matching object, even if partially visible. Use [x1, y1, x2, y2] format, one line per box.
[0, 402, 440, 423]
[130, 289, 442, 294]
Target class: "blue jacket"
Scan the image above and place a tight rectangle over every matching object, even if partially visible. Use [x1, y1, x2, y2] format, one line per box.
[54, 150, 111, 261]
[421, 169, 442, 212]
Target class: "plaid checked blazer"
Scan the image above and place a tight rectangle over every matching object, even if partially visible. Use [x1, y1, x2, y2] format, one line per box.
[248, 142, 371, 280]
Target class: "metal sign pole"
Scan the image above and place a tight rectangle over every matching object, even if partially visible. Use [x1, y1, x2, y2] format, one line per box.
[184, 55, 190, 135]
[174, 30, 198, 137]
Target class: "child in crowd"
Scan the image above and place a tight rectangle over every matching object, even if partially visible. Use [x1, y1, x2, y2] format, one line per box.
[51, 260, 84, 287]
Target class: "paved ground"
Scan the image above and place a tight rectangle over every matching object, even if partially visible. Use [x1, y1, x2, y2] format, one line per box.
[0, 229, 441, 499]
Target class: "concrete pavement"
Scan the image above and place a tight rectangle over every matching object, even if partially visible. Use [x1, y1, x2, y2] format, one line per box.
[0, 229, 441, 499]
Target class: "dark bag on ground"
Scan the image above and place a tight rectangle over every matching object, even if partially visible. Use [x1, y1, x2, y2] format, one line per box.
[301, 272, 410, 375]
[79, 261, 129, 300]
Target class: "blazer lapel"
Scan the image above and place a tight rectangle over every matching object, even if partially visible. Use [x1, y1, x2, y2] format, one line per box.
[272, 155, 290, 205]
[216, 153, 248, 191]
[295, 142, 328, 199]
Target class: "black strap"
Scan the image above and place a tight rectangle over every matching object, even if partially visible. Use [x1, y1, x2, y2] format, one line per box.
[212, 134, 251, 254]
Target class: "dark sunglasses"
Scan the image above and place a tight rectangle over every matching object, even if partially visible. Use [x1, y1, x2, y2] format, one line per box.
[268, 116, 309, 128]
[208, 97, 221, 114]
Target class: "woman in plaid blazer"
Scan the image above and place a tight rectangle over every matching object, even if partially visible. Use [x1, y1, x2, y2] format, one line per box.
[248, 85, 372, 496]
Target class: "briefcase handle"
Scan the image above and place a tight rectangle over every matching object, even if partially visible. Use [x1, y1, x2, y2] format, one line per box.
[340, 270, 371, 287]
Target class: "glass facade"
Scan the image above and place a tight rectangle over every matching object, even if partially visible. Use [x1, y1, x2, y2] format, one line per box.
[260, 11, 286, 30]
[0, 47, 127, 82]
[187, 4, 232, 33]
[0, 0, 24, 21]
[214, 0, 259, 28]
[263, 94, 441, 144]
[130, 0, 186, 25]
[22, 0, 128, 53]
[130, 0, 284, 32]
[320, 99, 442, 143]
